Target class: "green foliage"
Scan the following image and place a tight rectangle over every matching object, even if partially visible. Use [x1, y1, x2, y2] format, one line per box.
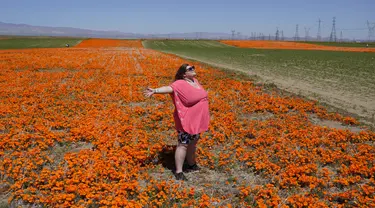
[0, 37, 84, 49]
[143, 40, 375, 112]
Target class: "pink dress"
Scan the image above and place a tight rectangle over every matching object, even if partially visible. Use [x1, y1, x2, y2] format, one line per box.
[169, 78, 210, 135]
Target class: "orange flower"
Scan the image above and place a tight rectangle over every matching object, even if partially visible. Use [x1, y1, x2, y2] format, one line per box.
[220, 40, 375, 52]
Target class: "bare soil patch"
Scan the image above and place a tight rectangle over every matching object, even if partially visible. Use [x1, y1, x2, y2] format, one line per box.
[48, 141, 94, 168]
[308, 113, 363, 133]
[0, 184, 10, 208]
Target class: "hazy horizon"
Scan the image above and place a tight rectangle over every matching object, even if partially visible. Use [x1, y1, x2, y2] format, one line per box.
[1, 0, 375, 40]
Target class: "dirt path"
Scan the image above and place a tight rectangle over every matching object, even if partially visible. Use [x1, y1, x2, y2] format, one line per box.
[163, 51, 375, 127]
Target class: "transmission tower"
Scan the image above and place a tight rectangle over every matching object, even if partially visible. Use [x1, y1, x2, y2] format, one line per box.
[281, 30, 284, 41]
[294, 24, 299, 41]
[294, 24, 300, 41]
[304, 27, 311, 41]
[330, 17, 337, 42]
[367, 20, 375, 42]
[231, 30, 235, 40]
[317, 19, 322, 41]
[237, 32, 241, 40]
[275, 27, 280, 40]
[340, 31, 343, 42]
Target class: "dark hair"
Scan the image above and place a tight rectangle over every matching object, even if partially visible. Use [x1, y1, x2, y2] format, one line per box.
[174, 63, 189, 81]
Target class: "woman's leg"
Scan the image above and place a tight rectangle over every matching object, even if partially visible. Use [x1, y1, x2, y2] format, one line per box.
[186, 135, 199, 165]
[175, 143, 188, 173]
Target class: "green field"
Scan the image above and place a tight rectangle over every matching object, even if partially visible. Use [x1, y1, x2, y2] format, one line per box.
[0, 37, 84, 49]
[144, 40, 375, 125]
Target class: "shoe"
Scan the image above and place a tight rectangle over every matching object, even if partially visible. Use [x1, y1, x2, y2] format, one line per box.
[174, 172, 188, 181]
[184, 163, 201, 172]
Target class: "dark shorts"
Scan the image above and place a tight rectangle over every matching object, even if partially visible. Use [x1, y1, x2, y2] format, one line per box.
[178, 131, 200, 144]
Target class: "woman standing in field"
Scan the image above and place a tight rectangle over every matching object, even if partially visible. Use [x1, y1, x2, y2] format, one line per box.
[143, 64, 210, 181]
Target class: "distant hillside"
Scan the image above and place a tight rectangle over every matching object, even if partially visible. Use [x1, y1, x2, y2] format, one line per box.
[0, 21, 139, 38]
[0, 21, 233, 39]
[0, 21, 360, 41]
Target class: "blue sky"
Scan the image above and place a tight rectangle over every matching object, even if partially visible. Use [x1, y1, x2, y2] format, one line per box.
[1, 0, 374, 39]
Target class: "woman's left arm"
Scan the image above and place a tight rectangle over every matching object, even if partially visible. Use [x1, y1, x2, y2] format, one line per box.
[144, 86, 173, 97]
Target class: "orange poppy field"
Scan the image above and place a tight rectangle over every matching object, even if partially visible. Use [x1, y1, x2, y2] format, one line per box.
[75, 39, 144, 48]
[0, 39, 375, 207]
[220, 40, 375, 52]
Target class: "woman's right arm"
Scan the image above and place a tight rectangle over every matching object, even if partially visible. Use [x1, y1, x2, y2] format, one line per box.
[144, 86, 173, 97]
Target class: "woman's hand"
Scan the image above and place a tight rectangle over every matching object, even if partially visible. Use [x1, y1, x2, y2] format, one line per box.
[143, 87, 155, 97]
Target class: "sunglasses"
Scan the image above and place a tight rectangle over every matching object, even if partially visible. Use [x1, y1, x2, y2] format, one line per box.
[186, 66, 195, 71]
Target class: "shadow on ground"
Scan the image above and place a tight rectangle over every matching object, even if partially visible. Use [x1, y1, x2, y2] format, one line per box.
[156, 145, 177, 173]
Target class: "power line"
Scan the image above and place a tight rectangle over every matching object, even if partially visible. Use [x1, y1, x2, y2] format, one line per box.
[337, 28, 367, 31]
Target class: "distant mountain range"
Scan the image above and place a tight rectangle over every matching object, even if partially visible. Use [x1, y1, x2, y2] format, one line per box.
[0, 21, 359, 41]
[0, 21, 234, 39]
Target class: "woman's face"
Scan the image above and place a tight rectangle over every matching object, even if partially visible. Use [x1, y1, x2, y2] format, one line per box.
[184, 65, 196, 79]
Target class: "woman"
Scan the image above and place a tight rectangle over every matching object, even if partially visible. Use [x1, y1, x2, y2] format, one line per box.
[144, 64, 210, 181]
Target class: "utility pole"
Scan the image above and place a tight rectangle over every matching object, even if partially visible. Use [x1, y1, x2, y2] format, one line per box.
[294, 24, 300, 41]
[330, 17, 337, 42]
[317, 18, 322, 41]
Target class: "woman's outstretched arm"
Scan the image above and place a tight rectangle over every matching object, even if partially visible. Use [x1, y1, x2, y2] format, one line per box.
[144, 86, 173, 97]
